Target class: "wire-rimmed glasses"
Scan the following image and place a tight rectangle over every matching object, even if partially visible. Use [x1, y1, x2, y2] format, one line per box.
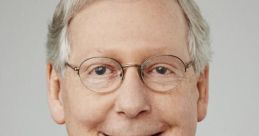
[65, 55, 193, 93]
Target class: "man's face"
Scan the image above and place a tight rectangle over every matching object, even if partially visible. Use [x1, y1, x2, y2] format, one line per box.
[47, 0, 209, 136]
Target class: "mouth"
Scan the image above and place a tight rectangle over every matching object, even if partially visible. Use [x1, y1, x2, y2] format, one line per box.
[98, 131, 164, 136]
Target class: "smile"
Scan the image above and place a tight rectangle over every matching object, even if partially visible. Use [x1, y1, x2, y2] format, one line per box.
[98, 131, 164, 136]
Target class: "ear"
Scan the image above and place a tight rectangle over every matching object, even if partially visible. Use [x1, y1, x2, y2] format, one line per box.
[47, 64, 65, 124]
[197, 65, 209, 122]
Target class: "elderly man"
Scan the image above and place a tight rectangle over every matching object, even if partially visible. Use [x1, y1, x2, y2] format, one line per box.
[46, 0, 211, 135]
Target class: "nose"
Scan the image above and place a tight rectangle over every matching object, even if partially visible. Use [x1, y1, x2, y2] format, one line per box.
[114, 67, 151, 118]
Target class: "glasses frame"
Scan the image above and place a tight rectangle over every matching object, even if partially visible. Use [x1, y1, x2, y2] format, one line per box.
[65, 55, 193, 93]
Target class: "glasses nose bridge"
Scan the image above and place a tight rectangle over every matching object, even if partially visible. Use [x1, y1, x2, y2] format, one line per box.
[122, 64, 141, 68]
[121, 64, 143, 80]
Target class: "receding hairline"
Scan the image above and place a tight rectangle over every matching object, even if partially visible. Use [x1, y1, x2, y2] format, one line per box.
[67, 0, 183, 25]
[67, 0, 190, 62]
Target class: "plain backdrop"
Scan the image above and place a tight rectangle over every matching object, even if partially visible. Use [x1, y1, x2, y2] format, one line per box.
[0, 0, 258, 136]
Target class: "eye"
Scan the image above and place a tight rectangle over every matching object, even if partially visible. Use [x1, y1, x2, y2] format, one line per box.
[94, 66, 107, 75]
[146, 64, 175, 76]
[155, 66, 170, 75]
[88, 64, 113, 76]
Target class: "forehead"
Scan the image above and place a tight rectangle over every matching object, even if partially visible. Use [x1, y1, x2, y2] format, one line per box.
[68, 0, 190, 63]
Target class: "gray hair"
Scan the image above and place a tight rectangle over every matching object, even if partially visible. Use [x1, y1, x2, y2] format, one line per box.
[47, 0, 211, 75]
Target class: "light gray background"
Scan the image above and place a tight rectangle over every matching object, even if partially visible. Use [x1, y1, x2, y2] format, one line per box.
[0, 0, 258, 136]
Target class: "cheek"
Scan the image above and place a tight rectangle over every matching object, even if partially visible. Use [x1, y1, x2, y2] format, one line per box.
[156, 81, 199, 130]
[61, 77, 115, 130]
[158, 95, 197, 124]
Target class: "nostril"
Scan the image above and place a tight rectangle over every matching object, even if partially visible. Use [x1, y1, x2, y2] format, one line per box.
[152, 132, 163, 136]
[116, 107, 149, 119]
[138, 109, 149, 116]
[98, 132, 110, 136]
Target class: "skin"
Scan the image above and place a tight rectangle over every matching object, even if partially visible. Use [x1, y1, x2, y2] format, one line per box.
[47, 0, 209, 136]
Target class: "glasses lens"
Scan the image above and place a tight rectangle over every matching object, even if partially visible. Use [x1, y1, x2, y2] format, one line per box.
[79, 57, 122, 93]
[142, 55, 186, 92]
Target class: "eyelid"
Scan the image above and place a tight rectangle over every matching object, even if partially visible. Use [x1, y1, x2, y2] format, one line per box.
[146, 63, 176, 70]
[88, 64, 120, 75]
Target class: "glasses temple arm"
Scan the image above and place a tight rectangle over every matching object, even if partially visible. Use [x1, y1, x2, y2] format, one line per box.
[185, 61, 194, 71]
[65, 62, 80, 72]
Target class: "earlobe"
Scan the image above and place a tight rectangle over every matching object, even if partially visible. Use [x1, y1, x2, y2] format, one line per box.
[197, 65, 209, 122]
[47, 64, 65, 124]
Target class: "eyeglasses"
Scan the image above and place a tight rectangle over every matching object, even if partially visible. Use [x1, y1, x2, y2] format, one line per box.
[65, 55, 193, 93]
